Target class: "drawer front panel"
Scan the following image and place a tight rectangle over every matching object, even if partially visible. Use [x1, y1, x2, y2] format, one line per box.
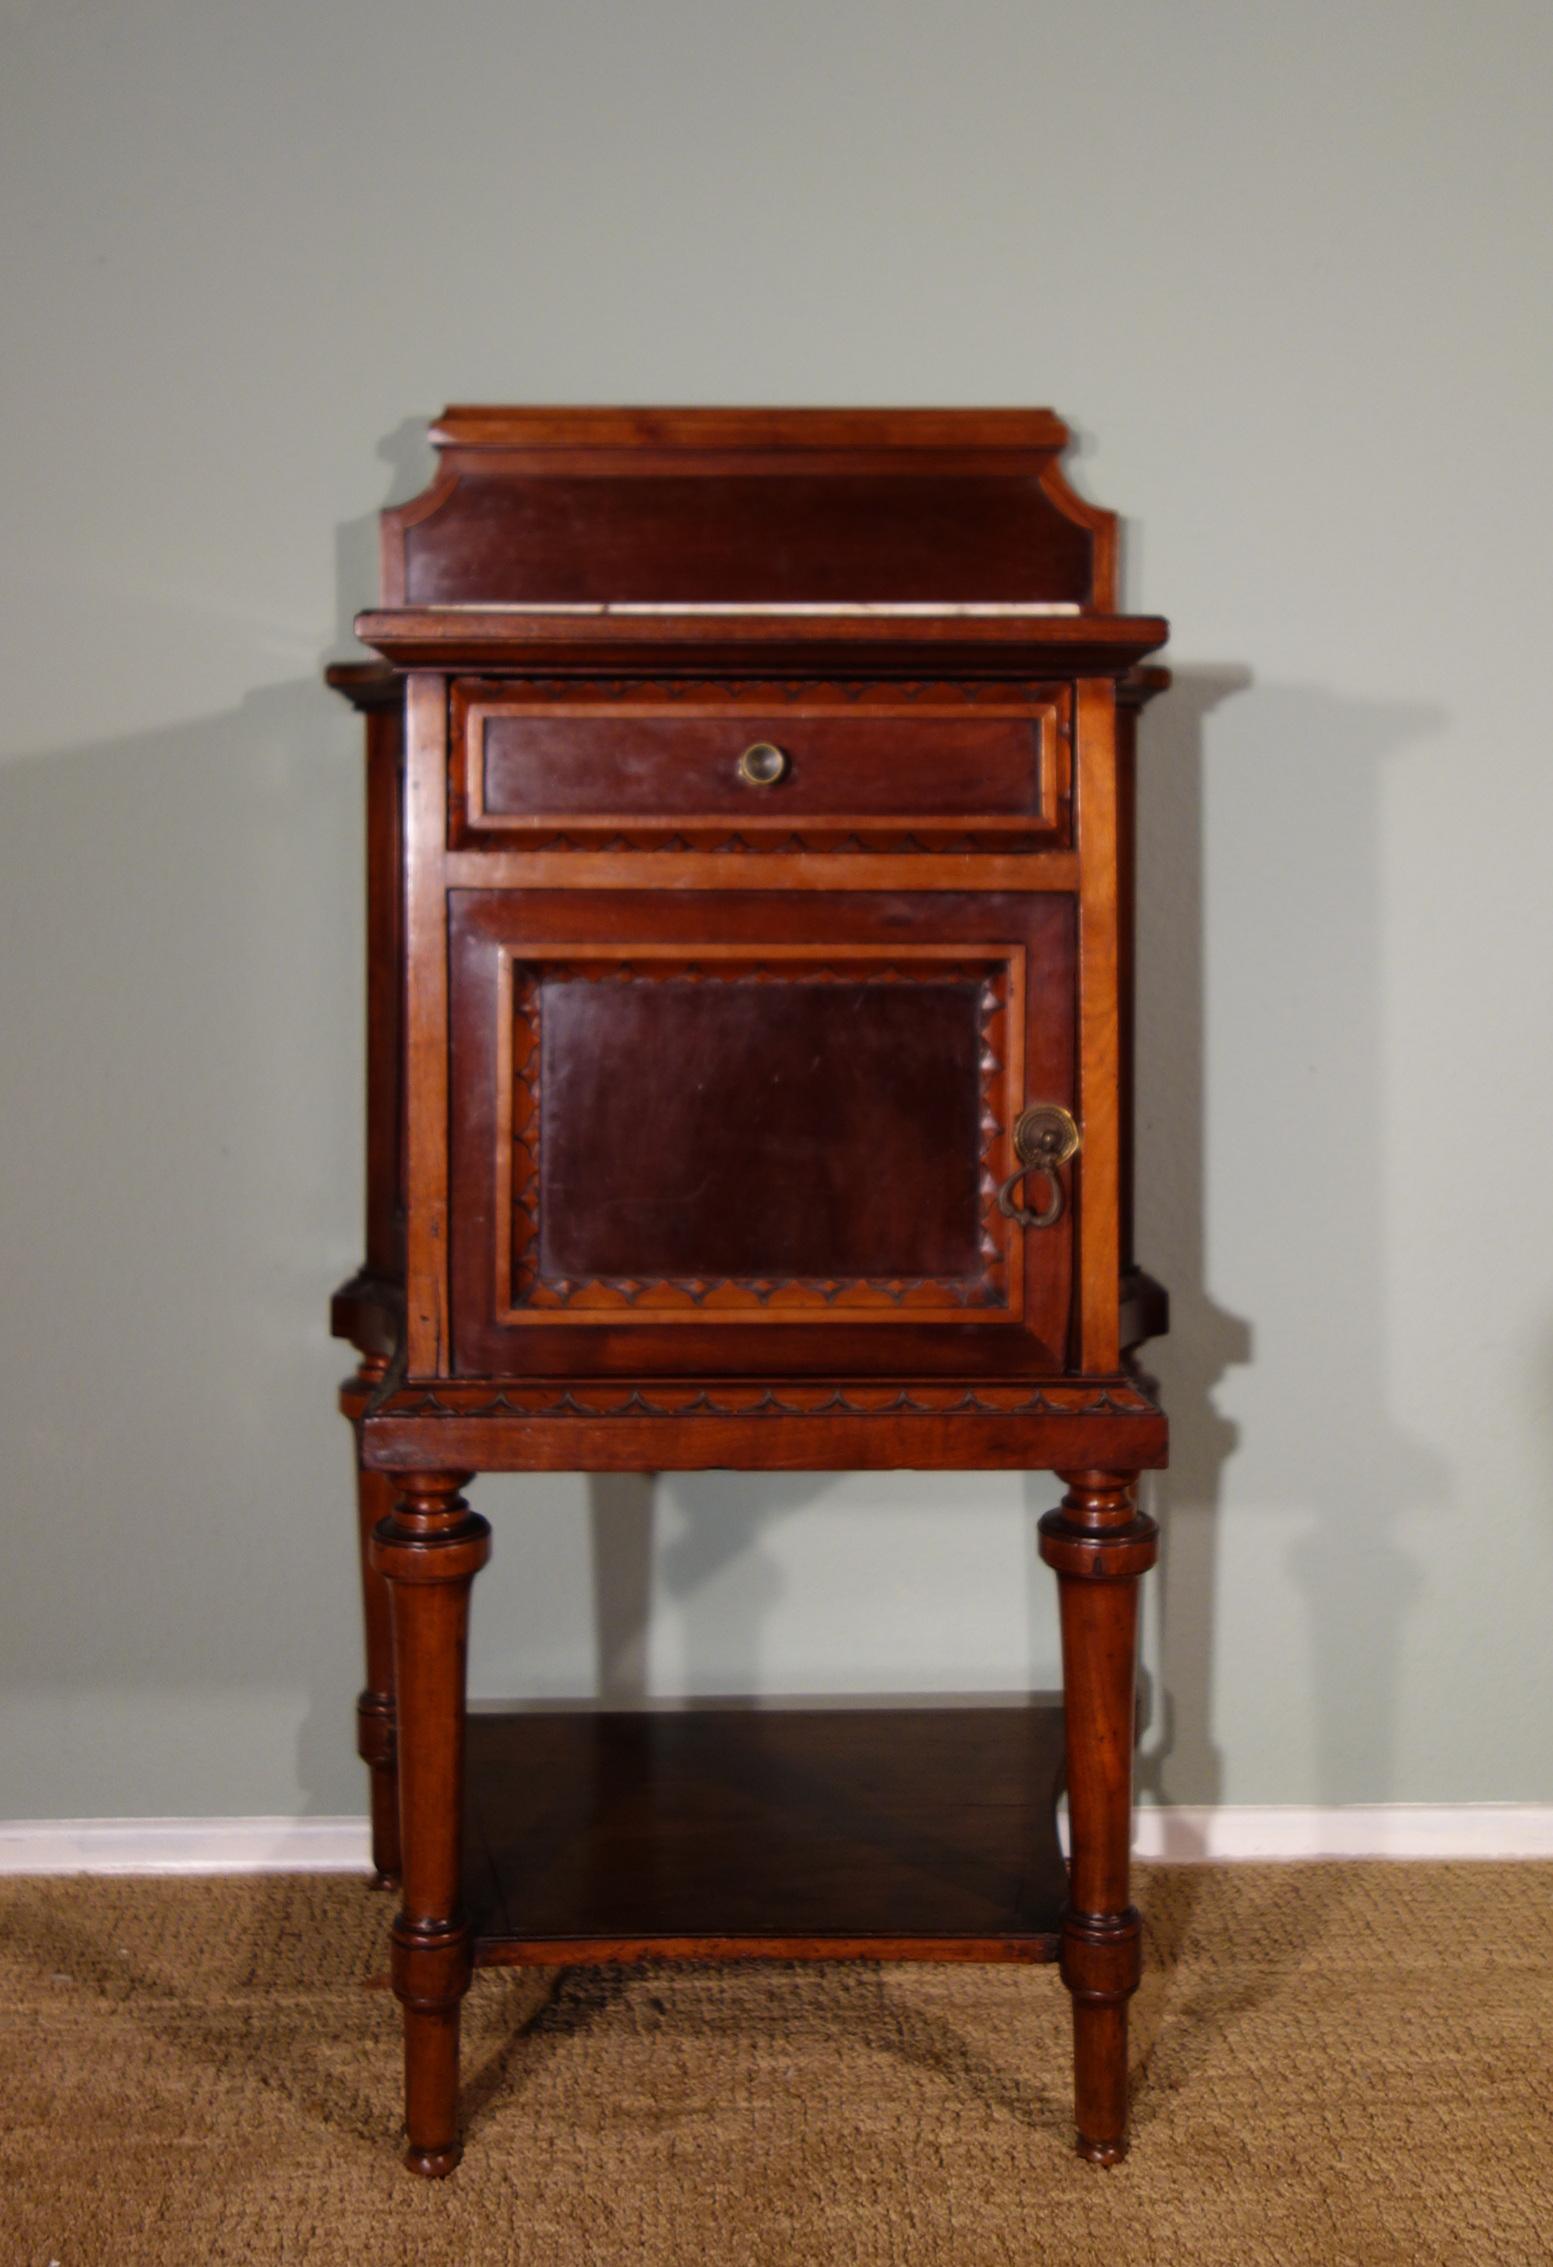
[449, 890, 1077, 1377]
[451, 680, 1069, 852]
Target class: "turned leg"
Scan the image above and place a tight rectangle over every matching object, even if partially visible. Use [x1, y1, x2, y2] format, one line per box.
[340, 1356, 399, 1886]
[1040, 1469, 1158, 2165]
[370, 1469, 490, 2177]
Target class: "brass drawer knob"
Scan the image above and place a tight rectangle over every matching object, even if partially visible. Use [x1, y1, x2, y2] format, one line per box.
[737, 741, 788, 787]
[997, 1104, 1080, 1229]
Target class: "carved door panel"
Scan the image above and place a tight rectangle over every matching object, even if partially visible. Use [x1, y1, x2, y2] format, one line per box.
[447, 890, 1076, 1378]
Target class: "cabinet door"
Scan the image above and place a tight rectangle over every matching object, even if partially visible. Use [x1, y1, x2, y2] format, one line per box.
[448, 889, 1076, 1377]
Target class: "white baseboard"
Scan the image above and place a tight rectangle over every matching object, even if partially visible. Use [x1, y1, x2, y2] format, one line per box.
[3, 1806, 1552, 1876]
[0, 1817, 372, 1876]
[1133, 1804, 1553, 1861]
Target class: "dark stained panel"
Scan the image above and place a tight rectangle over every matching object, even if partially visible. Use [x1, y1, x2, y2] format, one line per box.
[404, 473, 1093, 605]
[536, 975, 982, 1283]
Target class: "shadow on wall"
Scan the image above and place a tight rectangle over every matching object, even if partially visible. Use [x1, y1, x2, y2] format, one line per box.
[0, 606, 1457, 1824]
[330, 418, 439, 653]
[0, 392, 1455, 1822]
[1133, 665, 1450, 1825]
[0, 676, 369, 1815]
[583, 664, 1455, 1828]
[0, 411, 445, 1818]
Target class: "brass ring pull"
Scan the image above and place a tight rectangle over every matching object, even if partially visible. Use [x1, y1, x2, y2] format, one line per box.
[997, 1160, 1066, 1229]
[737, 741, 788, 787]
[997, 1104, 1080, 1230]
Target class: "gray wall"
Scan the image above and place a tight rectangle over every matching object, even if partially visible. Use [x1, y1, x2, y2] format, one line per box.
[4, 0, 1551, 1820]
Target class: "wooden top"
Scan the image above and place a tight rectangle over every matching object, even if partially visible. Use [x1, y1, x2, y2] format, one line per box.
[355, 406, 1164, 663]
[428, 404, 1074, 452]
[352, 606, 1167, 675]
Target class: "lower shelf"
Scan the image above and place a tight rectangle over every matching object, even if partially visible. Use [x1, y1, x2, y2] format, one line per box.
[462, 1702, 1068, 1965]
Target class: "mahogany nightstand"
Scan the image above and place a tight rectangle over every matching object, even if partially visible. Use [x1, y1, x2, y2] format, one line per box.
[328, 405, 1170, 2176]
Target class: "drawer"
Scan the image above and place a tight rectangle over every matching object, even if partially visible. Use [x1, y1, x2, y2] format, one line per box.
[450, 679, 1070, 852]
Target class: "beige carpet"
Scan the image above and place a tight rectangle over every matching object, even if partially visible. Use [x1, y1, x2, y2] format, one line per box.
[3, 1863, 1551, 2265]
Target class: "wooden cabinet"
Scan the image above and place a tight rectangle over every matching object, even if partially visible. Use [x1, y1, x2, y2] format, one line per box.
[329, 405, 1170, 2177]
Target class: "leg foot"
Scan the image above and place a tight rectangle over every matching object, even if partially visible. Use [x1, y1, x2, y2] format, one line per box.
[1072, 1995, 1131, 2162]
[406, 2143, 463, 2180]
[402, 2001, 464, 2175]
